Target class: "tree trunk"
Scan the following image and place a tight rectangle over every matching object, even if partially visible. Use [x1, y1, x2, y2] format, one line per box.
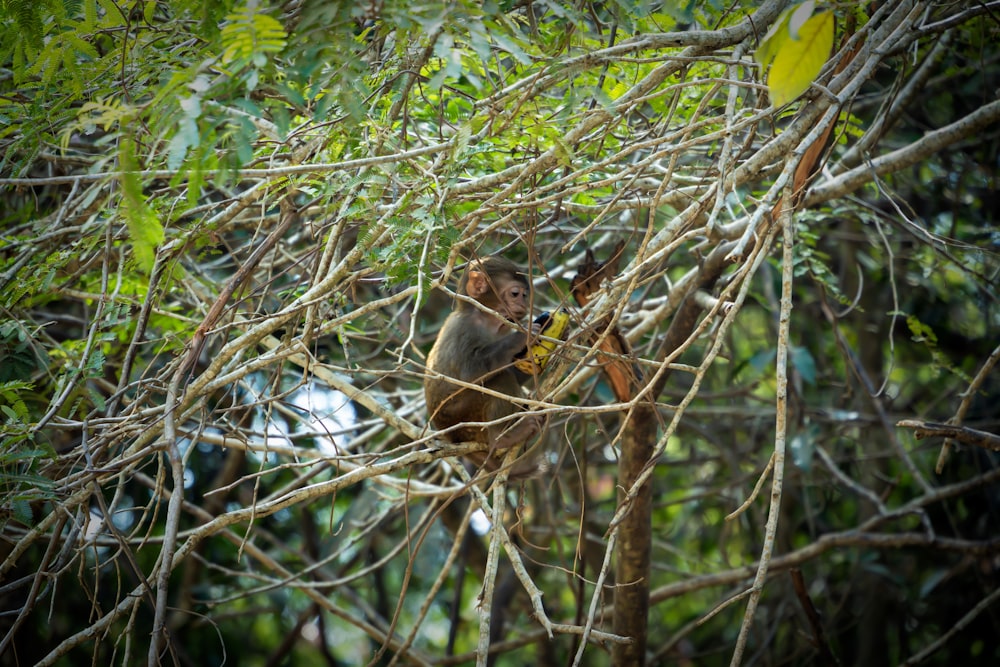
[612, 402, 656, 665]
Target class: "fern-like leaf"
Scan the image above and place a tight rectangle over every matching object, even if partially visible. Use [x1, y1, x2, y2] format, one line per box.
[1, 0, 44, 49]
[221, 3, 288, 66]
[119, 139, 164, 274]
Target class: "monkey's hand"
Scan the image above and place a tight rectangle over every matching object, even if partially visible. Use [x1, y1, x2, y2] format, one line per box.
[514, 309, 570, 374]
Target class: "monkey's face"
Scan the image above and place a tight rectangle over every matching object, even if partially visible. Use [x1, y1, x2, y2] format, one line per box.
[462, 264, 530, 326]
[498, 280, 530, 323]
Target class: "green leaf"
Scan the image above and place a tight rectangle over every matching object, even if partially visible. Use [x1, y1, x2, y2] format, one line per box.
[0, 379, 34, 402]
[119, 139, 164, 273]
[221, 4, 288, 65]
[167, 94, 202, 170]
[919, 568, 949, 599]
[905, 315, 938, 345]
[790, 344, 817, 385]
[748, 348, 776, 374]
[11, 499, 32, 525]
[4, 0, 44, 50]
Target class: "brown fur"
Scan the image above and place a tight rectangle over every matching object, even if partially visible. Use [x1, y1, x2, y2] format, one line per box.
[425, 257, 543, 479]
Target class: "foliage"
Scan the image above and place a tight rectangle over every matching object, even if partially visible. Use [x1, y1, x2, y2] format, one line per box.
[755, 0, 834, 106]
[1, 1, 999, 666]
[0, 380, 56, 530]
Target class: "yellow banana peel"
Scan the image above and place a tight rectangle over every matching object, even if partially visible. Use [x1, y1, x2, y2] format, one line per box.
[515, 309, 570, 374]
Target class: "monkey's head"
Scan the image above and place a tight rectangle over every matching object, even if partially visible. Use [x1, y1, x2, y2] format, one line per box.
[459, 257, 530, 323]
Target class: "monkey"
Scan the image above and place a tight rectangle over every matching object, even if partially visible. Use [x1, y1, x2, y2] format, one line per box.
[424, 256, 545, 479]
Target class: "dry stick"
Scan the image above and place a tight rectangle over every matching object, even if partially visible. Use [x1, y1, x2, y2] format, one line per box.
[106, 251, 168, 419]
[0, 514, 67, 656]
[819, 295, 934, 496]
[933, 341, 1000, 472]
[301, 187, 355, 351]
[572, 527, 619, 667]
[574, 201, 783, 666]
[181, 189, 296, 382]
[385, 501, 477, 667]
[8, 223, 120, 575]
[0, 487, 92, 579]
[259, 336, 425, 441]
[696, 588, 753, 628]
[37, 457, 446, 667]
[706, 42, 747, 236]
[179, 211, 399, 406]
[577, 226, 774, 664]
[31, 221, 115, 433]
[652, 585, 747, 662]
[454, 465, 629, 662]
[729, 190, 794, 667]
[475, 462, 511, 667]
[726, 31, 892, 652]
[900, 420, 1000, 452]
[175, 485, 436, 667]
[454, 0, 785, 204]
[806, 99, 1000, 205]
[148, 202, 298, 664]
[725, 452, 775, 521]
[838, 28, 953, 169]
[815, 445, 888, 515]
[116, 218, 399, 465]
[367, 495, 448, 667]
[473, 439, 566, 664]
[648, 469, 1000, 610]
[147, 371, 185, 667]
[790, 569, 839, 666]
[0, 141, 454, 187]
[902, 584, 1000, 665]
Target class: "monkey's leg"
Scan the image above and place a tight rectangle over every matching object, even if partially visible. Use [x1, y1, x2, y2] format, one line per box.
[490, 414, 541, 453]
[484, 415, 547, 479]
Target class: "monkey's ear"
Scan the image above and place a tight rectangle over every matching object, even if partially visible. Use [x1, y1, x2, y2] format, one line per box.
[465, 268, 489, 298]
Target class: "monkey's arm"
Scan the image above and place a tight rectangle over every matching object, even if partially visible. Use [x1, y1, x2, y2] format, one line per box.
[429, 315, 527, 380]
[469, 329, 530, 373]
[514, 310, 569, 375]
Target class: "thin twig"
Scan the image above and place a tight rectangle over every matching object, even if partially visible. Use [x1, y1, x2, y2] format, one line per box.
[730, 182, 794, 667]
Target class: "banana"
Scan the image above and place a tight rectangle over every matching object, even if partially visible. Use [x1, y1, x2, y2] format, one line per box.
[515, 309, 570, 374]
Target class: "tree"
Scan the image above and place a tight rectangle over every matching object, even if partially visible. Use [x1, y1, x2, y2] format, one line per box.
[1, 0, 998, 665]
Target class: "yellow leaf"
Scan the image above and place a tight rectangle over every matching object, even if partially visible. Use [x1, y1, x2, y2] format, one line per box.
[786, 1, 818, 40]
[767, 11, 834, 107]
[755, 1, 814, 67]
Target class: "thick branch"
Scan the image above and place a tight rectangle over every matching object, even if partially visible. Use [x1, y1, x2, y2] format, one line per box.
[897, 420, 1000, 452]
[807, 100, 1000, 205]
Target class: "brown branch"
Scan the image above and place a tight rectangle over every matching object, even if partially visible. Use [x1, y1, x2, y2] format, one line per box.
[652, 531, 1000, 604]
[935, 341, 1000, 472]
[897, 419, 1000, 452]
[790, 569, 840, 667]
[570, 240, 642, 402]
[806, 99, 1000, 206]
[180, 199, 298, 380]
